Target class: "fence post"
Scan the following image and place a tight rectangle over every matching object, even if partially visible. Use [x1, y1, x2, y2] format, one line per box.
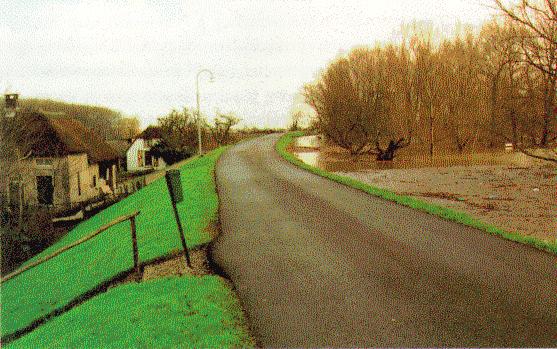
[1, 211, 140, 283]
[129, 215, 141, 282]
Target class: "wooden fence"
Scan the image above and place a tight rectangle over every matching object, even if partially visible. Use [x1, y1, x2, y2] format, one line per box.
[1, 211, 141, 283]
[113, 177, 148, 197]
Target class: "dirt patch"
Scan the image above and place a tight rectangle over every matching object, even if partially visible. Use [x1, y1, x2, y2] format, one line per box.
[142, 248, 212, 281]
[141, 222, 221, 281]
[204, 220, 221, 240]
[335, 164, 556, 242]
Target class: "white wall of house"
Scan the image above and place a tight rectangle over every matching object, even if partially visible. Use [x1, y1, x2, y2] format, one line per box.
[126, 138, 145, 172]
[126, 138, 166, 173]
[67, 154, 100, 205]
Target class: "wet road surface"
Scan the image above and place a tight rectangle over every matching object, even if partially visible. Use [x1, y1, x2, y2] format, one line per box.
[211, 134, 556, 347]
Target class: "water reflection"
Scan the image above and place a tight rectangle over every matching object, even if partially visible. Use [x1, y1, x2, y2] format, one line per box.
[293, 139, 542, 172]
[295, 152, 319, 166]
[295, 135, 320, 148]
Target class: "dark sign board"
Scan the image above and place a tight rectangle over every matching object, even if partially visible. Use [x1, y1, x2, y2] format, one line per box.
[165, 170, 184, 204]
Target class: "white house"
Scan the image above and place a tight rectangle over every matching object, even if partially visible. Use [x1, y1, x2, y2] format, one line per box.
[126, 126, 167, 173]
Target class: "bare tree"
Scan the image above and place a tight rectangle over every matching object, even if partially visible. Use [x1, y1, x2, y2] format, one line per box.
[479, 20, 519, 147]
[303, 13, 556, 162]
[157, 108, 198, 152]
[115, 117, 140, 139]
[0, 110, 65, 230]
[210, 112, 240, 146]
[1, 111, 53, 200]
[494, 0, 557, 146]
[304, 47, 412, 159]
[438, 34, 488, 153]
[289, 111, 306, 131]
[411, 34, 445, 156]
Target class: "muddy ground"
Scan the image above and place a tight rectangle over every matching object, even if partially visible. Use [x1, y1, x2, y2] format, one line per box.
[291, 136, 556, 243]
[337, 164, 555, 242]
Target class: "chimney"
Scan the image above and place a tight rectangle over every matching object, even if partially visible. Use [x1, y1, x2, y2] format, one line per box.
[4, 93, 18, 118]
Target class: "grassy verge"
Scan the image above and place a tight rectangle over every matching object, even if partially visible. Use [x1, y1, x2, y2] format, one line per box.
[8, 276, 254, 348]
[1, 147, 239, 339]
[277, 132, 557, 255]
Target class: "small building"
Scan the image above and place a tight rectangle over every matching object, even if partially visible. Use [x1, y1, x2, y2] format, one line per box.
[107, 139, 132, 171]
[126, 126, 166, 173]
[1, 109, 119, 213]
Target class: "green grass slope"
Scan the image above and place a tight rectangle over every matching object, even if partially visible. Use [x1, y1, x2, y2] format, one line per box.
[277, 132, 557, 255]
[8, 276, 254, 348]
[1, 148, 227, 338]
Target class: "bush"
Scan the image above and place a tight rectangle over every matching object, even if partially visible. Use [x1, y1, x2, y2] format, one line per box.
[150, 140, 195, 165]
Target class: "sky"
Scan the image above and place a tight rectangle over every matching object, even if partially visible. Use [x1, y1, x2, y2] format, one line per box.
[0, 0, 496, 129]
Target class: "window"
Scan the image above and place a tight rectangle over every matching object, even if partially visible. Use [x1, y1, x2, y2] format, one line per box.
[36, 158, 53, 167]
[92, 175, 97, 188]
[77, 172, 81, 196]
[37, 176, 54, 205]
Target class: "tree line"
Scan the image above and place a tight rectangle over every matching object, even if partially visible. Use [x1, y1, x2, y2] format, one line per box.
[150, 107, 240, 164]
[1, 98, 141, 141]
[303, 0, 556, 162]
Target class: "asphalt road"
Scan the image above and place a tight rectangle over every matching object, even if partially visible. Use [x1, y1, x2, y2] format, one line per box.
[210, 134, 556, 347]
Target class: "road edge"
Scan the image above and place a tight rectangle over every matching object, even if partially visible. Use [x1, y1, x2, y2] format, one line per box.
[276, 131, 557, 256]
[207, 143, 262, 347]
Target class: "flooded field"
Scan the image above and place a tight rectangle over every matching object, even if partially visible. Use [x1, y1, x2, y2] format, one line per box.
[291, 135, 556, 242]
[293, 135, 541, 172]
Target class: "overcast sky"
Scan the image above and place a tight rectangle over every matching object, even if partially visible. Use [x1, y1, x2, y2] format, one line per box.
[1, 0, 495, 128]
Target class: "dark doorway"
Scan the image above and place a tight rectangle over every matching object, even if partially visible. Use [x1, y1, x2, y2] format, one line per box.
[145, 150, 153, 166]
[37, 176, 54, 205]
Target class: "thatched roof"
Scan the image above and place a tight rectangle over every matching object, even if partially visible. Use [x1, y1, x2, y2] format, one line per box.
[106, 140, 131, 157]
[10, 111, 119, 163]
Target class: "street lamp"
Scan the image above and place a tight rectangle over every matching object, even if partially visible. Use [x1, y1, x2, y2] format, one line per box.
[196, 69, 214, 155]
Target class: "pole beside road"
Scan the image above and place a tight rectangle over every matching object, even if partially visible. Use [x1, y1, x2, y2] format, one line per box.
[165, 169, 191, 267]
[195, 69, 214, 156]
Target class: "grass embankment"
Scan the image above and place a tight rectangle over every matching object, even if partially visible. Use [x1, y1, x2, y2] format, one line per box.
[277, 132, 557, 255]
[2, 147, 254, 347]
[8, 276, 253, 348]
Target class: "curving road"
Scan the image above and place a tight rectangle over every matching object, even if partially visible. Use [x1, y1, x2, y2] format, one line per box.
[210, 134, 556, 347]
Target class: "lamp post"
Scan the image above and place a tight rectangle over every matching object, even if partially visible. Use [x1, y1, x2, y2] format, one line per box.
[196, 69, 214, 155]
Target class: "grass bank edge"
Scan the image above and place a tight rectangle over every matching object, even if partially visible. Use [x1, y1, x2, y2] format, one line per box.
[276, 131, 557, 255]
[1, 146, 229, 339]
[5, 145, 255, 348]
[8, 275, 255, 348]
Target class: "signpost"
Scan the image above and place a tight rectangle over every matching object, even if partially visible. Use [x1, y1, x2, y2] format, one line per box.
[165, 169, 191, 267]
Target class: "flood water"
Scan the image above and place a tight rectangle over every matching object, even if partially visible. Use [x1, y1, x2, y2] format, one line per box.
[293, 135, 543, 172]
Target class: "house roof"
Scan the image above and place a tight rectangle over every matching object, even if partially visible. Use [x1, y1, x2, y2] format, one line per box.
[106, 140, 131, 158]
[11, 111, 119, 163]
[48, 116, 119, 162]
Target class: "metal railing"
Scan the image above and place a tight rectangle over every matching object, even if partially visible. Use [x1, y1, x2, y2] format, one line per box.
[1, 211, 141, 283]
